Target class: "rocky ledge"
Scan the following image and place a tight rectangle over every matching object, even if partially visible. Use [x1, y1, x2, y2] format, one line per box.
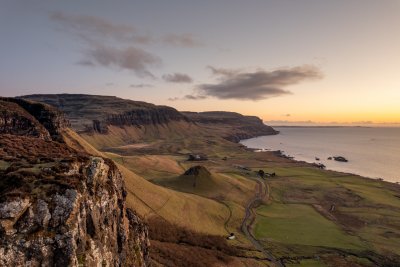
[21, 94, 191, 134]
[0, 98, 149, 266]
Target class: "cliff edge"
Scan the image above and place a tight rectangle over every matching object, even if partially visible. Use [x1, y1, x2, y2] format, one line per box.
[0, 98, 149, 266]
[182, 111, 278, 142]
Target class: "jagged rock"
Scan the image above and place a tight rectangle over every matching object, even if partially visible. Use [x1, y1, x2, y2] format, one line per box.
[0, 100, 51, 140]
[0, 98, 149, 266]
[0, 97, 69, 142]
[0, 156, 149, 266]
[333, 156, 348, 162]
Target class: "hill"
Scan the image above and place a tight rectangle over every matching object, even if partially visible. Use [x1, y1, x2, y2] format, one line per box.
[182, 111, 277, 142]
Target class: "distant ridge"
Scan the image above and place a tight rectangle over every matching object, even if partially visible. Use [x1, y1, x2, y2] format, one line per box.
[182, 111, 277, 142]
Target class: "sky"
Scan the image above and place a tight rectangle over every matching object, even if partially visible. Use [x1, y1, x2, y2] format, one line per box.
[1, 0, 400, 125]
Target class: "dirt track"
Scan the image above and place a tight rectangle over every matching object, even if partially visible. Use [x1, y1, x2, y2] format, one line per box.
[241, 176, 284, 267]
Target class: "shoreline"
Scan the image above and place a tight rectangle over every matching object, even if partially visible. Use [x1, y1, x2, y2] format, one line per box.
[240, 136, 400, 186]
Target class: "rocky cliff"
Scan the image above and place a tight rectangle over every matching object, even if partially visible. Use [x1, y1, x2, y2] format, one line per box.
[182, 111, 278, 142]
[0, 98, 149, 266]
[21, 94, 191, 134]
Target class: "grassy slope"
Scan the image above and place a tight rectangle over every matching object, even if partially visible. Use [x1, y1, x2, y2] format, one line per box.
[64, 126, 400, 266]
[63, 129, 230, 235]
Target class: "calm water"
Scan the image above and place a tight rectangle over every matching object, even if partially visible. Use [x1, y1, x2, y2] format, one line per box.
[241, 127, 400, 183]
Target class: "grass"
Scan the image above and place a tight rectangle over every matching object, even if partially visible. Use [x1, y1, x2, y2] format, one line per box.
[61, 126, 400, 264]
[254, 203, 365, 250]
[286, 259, 327, 267]
[0, 160, 10, 170]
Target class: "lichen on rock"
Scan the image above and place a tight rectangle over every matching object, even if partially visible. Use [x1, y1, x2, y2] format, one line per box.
[0, 98, 149, 266]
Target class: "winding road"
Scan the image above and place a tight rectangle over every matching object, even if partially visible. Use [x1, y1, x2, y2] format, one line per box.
[241, 176, 284, 267]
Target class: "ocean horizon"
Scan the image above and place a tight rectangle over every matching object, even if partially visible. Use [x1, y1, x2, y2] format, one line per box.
[241, 126, 400, 183]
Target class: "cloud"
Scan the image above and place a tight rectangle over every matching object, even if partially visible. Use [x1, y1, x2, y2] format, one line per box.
[162, 33, 202, 47]
[130, 83, 153, 88]
[50, 11, 151, 44]
[162, 73, 193, 83]
[183, 94, 207, 100]
[51, 12, 204, 77]
[81, 45, 161, 77]
[196, 65, 323, 100]
[50, 11, 201, 47]
[207, 66, 241, 77]
[168, 94, 207, 101]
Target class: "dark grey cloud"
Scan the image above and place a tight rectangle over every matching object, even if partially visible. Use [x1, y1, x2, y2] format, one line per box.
[162, 73, 193, 83]
[130, 83, 153, 88]
[196, 65, 323, 100]
[80, 45, 161, 78]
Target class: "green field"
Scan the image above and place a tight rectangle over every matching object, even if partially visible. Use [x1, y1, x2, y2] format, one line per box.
[64, 124, 400, 266]
[254, 203, 364, 250]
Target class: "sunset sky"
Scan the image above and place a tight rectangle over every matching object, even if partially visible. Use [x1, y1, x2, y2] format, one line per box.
[1, 1, 399, 125]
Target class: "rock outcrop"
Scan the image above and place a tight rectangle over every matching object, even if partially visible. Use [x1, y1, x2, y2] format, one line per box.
[0, 100, 51, 140]
[0, 98, 149, 266]
[21, 94, 190, 134]
[1, 97, 69, 142]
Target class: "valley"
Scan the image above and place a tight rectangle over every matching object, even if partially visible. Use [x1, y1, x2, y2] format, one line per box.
[2, 94, 400, 266]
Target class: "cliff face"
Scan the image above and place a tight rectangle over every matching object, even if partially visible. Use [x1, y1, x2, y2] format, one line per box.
[0, 100, 51, 140]
[1, 97, 70, 142]
[20, 94, 277, 144]
[0, 98, 149, 266]
[21, 94, 190, 134]
[183, 111, 278, 142]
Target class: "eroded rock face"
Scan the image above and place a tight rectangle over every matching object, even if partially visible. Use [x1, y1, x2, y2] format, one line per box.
[0, 157, 149, 267]
[0, 98, 149, 266]
[21, 94, 190, 134]
[1, 97, 70, 142]
[0, 100, 51, 140]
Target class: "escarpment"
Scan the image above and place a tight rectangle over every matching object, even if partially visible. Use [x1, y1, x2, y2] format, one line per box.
[0, 99, 51, 140]
[21, 94, 277, 145]
[182, 111, 278, 142]
[21, 94, 191, 134]
[1, 97, 69, 142]
[0, 98, 149, 266]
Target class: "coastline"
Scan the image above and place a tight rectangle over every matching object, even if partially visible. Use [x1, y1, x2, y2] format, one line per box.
[240, 135, 400, 186]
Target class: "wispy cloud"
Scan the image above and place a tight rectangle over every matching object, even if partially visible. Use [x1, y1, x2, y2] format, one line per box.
[130, 83, 154, 88]
[162, 33, 202, 47]
[50, 11, 152, 44]
[207, 66, 241, 77]
[194, 65, 323, 100]
[168, 94, 207, 101]
[79, 45, 161, 78]
[162, 73, 193, 83]
[50, 11, 202, 77]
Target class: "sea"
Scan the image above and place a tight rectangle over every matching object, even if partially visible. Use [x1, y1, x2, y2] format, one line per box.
[240, 127, 400, 183]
